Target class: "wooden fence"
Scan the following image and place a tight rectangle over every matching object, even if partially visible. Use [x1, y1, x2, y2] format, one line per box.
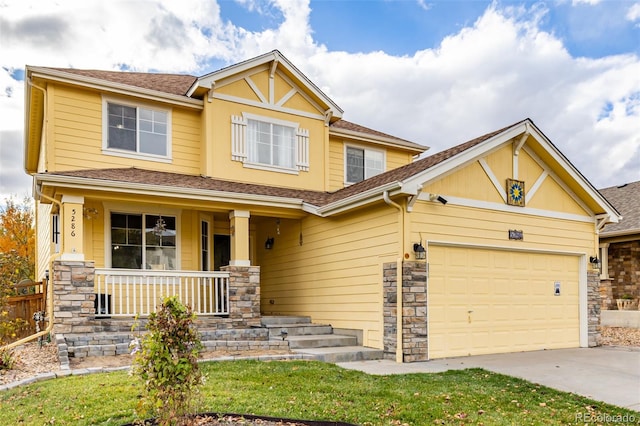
[3, 281, 47, 342]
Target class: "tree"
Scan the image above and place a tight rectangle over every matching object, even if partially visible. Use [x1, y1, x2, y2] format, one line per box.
[0, 196, 35, 293]
[0, 197, 35, 345]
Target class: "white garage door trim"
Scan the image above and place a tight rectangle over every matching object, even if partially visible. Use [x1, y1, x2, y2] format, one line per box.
[426, 241, 588, 360]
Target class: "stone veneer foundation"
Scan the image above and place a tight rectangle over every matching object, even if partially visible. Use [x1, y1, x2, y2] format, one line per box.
[51, 260, 288, 367]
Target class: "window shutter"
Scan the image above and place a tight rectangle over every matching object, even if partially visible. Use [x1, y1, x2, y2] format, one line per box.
[296, 127, 309, 171]
[231, 115, 247, 161]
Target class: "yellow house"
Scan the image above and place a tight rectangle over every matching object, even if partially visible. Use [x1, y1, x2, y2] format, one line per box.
[24, 51, 619, 362]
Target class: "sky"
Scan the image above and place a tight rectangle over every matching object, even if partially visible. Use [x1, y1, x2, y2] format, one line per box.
[1, 0, 639, 203]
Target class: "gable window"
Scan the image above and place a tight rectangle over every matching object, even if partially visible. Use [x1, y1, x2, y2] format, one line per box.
[231, 113, 309, 173]
[345, 146, 385, 184]
[110, 212, 176, 270]
[104, 98, 170, 159]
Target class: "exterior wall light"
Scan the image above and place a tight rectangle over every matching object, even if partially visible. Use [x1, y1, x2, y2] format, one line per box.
[589, 256, 601, 270]
[265, 237, 274, 250]
[413, 243, 426, 260]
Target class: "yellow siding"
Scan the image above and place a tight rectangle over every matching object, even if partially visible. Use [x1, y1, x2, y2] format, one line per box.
[273, 73, 293, 105]
[49, 84, 201, 175]
[217, 78, 262, 102]
[484, 144, 513, 186]
[518, 149, 544, 185]
[425, 161, 505, 204]
[259, 205, 400, 349]
[205, 98, 327, 190]
[409, 202, 594, 254]
[35, 202, 52, 281]
[527, 177, 590, 216]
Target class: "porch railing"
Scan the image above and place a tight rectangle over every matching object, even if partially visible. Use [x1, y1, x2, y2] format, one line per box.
[94, 269, 230, 317]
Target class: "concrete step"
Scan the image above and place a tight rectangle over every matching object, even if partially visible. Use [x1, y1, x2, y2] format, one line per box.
[261, 315, 312, 326]
[285, 334, 357, 349]
[293, 346, 384, 363]
[265, 323, 333, 338]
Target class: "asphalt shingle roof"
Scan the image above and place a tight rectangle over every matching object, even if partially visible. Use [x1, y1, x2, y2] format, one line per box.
[599, 180, 640, 235]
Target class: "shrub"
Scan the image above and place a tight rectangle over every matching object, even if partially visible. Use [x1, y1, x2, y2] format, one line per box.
[0, 346, 15, 370]
[130, 296, 204, 426]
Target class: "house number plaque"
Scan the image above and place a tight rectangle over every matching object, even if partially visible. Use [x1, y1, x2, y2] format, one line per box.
[508, 229, 523, 240]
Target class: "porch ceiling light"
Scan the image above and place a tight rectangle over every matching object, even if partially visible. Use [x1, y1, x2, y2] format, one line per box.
[265, 237, 274, 250]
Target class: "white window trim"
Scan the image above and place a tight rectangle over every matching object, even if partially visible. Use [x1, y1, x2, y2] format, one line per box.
[231, 112, 309, 174]
[344, 143, 386, 185]
[104, 203, 181, 269]
[200, 217, 211, 272]
[102, 96, 172, 162]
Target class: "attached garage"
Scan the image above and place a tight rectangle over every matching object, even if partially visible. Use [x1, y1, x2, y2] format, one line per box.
[428, 244, 582, 359]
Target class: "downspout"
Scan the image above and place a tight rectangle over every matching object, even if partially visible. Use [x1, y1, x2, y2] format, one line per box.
[2, 177, 60, 350]
[383, 190, 405, 363]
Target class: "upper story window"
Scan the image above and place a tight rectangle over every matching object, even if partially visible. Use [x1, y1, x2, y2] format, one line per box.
[345, 145, 385, 184]
[231, 113, 309, 173]
[103, 98, 171, 160]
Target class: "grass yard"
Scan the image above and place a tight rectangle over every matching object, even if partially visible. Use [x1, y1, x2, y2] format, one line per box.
[0, 359, 635, 425]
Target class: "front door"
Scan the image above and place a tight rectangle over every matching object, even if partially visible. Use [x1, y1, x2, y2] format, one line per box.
[213, 235, 231, 271]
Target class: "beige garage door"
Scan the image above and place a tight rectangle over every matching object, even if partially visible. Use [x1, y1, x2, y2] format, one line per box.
[428, 245, 580, 359]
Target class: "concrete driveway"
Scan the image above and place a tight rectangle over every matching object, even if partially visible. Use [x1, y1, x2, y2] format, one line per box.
[337, 346, 640, 412]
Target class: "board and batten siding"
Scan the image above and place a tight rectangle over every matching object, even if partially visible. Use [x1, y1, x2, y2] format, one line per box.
[259, 205, 401, 349]
[48, 84, 201, 175]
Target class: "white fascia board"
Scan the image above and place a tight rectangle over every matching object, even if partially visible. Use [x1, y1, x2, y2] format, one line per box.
[35, 175, 305, 211]
[401, 122, 529, 190]
[315, 182, 403, 216]
[525, 125, 620, 223]
[329, 128, 427, 154]
[27, 67, 203, 110]
[189, 51, 343, 118]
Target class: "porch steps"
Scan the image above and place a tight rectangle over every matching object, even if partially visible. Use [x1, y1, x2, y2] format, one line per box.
[261, 315, 384, 363]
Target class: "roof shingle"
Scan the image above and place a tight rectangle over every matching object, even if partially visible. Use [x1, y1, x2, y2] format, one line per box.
[599, 180, 640, 235]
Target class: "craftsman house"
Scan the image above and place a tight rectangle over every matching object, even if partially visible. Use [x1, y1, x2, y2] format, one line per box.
[24, 50, 619, 362]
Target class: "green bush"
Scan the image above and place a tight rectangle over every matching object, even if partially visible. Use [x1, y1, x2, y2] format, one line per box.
[130, 296, 204, 426]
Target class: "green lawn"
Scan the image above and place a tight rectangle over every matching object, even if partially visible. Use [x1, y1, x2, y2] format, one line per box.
[0, 360, 635, 425]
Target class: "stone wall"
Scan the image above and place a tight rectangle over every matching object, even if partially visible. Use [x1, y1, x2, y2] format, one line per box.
[607, 241, 640, 308]
[382, 261, 428, 362]
[587, 270, 602, 347]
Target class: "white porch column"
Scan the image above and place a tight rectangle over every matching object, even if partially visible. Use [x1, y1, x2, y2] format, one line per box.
[60, 195, 84, 261]
[229, 210, 251, 267]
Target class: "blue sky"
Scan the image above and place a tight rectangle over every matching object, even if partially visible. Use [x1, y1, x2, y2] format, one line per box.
[1, 0, 639, 201]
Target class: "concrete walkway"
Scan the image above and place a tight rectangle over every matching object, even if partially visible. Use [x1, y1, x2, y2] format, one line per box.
[337, 346, 640, 412]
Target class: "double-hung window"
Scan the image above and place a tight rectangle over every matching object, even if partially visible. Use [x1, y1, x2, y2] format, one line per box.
[345, 146, 385, 184]
[110, 212, 176, 270]
[104, 98, 170, 159]
[231, 113, 309, 173]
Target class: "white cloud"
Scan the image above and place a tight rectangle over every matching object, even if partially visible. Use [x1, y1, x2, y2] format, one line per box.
[627, 3, 640, 22]
[572, 0, 602, 5]
[1, 0, 639, 201]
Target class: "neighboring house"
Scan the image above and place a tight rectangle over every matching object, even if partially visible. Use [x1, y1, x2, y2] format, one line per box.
[598, 181, 640, 309]
[24, 50, 619, 362]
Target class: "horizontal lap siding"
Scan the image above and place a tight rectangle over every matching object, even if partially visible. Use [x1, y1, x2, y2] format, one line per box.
[260, 205, 399, 348]
[410, 203, 594, 254]
[50, 85, 201, 175]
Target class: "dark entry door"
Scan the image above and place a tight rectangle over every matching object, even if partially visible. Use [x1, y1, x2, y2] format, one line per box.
[213, 235, 231, 271]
